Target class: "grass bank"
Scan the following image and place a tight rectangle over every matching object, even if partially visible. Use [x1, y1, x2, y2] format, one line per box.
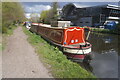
[22, 26, 97, 79]
[2, 24, 18, 50]
[90, 28, 119, 35]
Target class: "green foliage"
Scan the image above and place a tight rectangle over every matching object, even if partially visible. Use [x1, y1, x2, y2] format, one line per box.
[3, 24, 17, 35]
[40, 2, 59, 24]
[50, 2, 59, 20]
[2, 25, 17, 51]
[0, 2, 2, 33]
[40, 10, 51, 24]
[2, 2, 25, 33]
[116, 22, 120, 30]
[116, 23, 120, 34]
[7, 25, 17, 35]
[23, 27, 97, 79]
[90, 28, 119, 35]
[30, 13, 40, 22]
[2, 26, 7, 33]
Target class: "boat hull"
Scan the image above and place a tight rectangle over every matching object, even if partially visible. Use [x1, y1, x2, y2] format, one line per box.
[64, 53, 92, 62]
[30, 23, 92, 62]
[63, 42, 92, 62]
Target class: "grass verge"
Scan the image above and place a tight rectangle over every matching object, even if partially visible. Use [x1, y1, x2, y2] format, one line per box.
[90, 28, 119, 35]
[2, 24, 18, 50]
[23, 26, 97, 79]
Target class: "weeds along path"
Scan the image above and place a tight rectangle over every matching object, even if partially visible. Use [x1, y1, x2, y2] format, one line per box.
[2, 26, 53, 78]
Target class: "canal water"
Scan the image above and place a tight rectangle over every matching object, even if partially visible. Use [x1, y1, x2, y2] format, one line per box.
[81, 32, 119, 78]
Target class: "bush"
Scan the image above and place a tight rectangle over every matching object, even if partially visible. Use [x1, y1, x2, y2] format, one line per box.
[2, 26, 7, 33]
[2, 2, 25, 34]
[91, 28, 119, 35]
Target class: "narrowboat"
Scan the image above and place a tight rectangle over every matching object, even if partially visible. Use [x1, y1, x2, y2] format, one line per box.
[30, 21, 92, 62]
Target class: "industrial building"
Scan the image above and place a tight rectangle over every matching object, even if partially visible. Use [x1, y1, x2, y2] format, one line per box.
[61, 3, 120, 27]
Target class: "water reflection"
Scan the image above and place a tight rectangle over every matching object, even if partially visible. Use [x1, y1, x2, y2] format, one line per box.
[88, 33, 118, 54]
[82, 32, 119, 78]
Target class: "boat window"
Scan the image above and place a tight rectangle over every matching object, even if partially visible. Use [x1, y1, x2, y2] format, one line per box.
[71, 40, 74, 43]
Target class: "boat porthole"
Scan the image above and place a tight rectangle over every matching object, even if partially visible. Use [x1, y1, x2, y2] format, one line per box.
[71, 40, 74, 43]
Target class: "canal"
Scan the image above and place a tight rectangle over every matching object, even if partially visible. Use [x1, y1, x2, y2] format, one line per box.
[81, 32, 119, 78]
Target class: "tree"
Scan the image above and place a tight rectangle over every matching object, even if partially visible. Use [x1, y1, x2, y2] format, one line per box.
[50, 2, 59, 21]
[2, 2, 26, 33]
[30, 13, 40, 22]
[40, 2, 59, 24]
[40, 10, 50, 23]
[0, 2, 2, 32]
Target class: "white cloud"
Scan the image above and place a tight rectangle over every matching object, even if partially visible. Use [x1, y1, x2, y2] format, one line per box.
[24, 13, 31, 19]
[25, 13, 40, 19]
[24, 5, 51, 13]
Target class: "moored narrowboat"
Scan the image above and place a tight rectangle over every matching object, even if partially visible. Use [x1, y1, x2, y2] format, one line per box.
[30, 21, 92, 62]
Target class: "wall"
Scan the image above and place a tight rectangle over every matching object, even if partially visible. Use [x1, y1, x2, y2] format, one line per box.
[76, 17, 92, 27]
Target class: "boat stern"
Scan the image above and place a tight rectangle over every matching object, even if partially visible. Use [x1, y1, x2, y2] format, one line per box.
[63, 42, 93, 62]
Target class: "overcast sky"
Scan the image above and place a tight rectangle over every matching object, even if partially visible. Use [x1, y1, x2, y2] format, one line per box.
[21, 2, 119, 13]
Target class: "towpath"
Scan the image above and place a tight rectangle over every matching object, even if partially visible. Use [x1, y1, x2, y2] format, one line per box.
[2, 26, 53, 78]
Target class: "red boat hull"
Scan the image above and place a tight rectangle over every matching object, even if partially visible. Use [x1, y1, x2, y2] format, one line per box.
[64, 53, 85, 59]
[30, 23, 92, 61]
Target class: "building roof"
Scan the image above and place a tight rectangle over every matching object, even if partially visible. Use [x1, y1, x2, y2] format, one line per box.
[64, 3, 120, 10]
[73, 3, 88, 8]
[107, 4, 120, 10]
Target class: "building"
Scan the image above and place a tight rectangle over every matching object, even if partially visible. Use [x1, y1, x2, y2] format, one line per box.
[57, 8, 62, 19]
[118, 1, 120, 6]
[61, 3, 120, 27]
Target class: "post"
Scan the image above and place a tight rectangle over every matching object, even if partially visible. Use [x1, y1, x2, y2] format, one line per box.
[86, 30, 91, 40]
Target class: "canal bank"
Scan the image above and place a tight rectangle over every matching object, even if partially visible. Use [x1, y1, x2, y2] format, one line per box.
[90, 28, 120, 35]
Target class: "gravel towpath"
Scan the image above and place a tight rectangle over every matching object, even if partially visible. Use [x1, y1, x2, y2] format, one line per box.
[2, 26, 53, 78]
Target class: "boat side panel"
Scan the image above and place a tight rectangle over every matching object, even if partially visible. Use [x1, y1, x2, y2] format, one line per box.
[29, 25, 38, 33]
[37, 26, 64, 45]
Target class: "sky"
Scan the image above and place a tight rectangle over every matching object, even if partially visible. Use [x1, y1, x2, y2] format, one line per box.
[22, 2, 119, 13]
